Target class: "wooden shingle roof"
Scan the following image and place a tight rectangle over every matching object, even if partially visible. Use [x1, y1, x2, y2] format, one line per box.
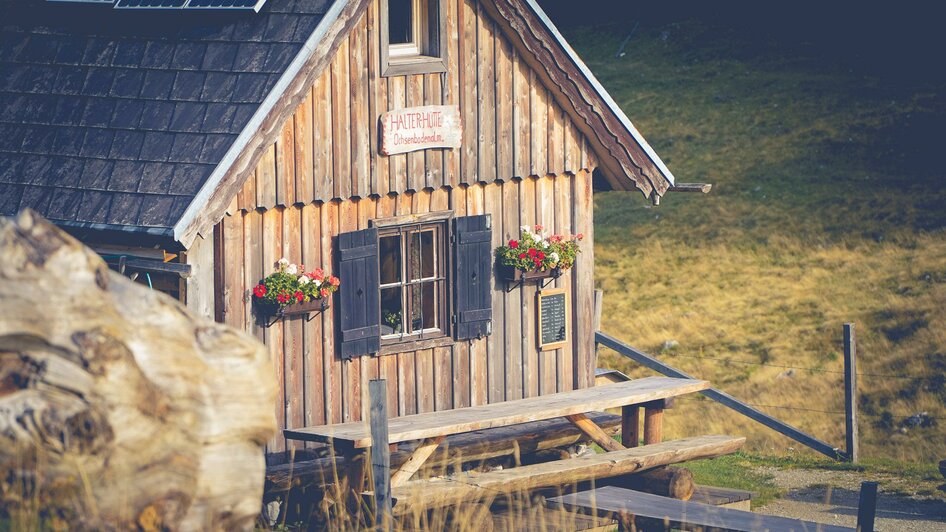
[0, 0, 333, 238]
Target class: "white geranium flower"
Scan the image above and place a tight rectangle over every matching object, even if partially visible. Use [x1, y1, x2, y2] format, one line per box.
[549, 252, 559, 263]
[520, 225, 531, 234]
[286, 264, 298, 275]
[278, 257, 290, 267]
[539, 239, 548, 249]
[298, 275, 310, 285]
[313, 279, 322, 287]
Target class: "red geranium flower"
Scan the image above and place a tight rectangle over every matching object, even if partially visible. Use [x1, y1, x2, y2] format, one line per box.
[328, 275, 340, 287]
[527, 248, 537, 258]
[276, 292, 290, 304]
[518, 253, 526, 259]
[320, 288, 329, 298]
[509, 239, 519, 248]
[534, 224, 543, 232]
[537, 251, 545, 260]
[253, 284, 267, 297]
[294, 291, 304, 303]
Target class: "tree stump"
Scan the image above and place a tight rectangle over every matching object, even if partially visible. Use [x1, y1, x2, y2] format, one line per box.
[0, 211, 276, 530]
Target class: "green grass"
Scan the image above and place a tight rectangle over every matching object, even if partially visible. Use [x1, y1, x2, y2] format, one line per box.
[685, 453, 781, 508]
[566, 19, 946, 463]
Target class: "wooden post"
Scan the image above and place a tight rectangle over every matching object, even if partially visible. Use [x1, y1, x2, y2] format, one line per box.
[643, 401, 664, 445]
[368, 379, 392, 530]
[844, 323, 859, 463]
[593, 289, 603, 332]
[593, 289, 603, 370]
[856, 481, 878, 532]
[622, 405, 640, 447]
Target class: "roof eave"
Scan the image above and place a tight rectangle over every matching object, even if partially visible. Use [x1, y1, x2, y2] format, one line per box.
[523, 0, 676, 190]
[172, 0, 363, 249]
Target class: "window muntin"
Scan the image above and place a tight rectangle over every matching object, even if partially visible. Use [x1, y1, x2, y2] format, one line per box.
[379, 222, 447, 342]
[382, 0, 445, 76]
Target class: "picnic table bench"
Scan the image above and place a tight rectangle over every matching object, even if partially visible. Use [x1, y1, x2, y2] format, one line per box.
[284, 376, 743, 515]
[548, 485, 855, 532]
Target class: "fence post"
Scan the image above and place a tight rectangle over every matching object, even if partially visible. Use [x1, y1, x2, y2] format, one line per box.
[844, 323, 859, 463]
[368, 379, 392, 530]
[856, 481, 878, 532]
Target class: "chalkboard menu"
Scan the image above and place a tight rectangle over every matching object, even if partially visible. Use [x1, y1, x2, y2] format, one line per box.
[538, 288, 569, 350]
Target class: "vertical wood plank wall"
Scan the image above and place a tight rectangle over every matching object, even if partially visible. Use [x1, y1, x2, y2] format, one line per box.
[220, 177, 595, 455]
[215, 0, 600, 456]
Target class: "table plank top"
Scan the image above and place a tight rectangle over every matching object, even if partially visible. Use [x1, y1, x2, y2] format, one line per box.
[285, 376, 709, 448]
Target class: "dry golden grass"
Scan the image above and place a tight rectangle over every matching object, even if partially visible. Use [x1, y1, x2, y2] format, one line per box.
[576, 18, 946, 463]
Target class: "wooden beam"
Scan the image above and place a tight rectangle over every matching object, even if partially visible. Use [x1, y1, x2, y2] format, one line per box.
[844, 323, 859, 463]
[390, 436, 444, 487]
[565, 413, 625, 452]
[668, 183, 712, 193]
[386, 435, 746, 515]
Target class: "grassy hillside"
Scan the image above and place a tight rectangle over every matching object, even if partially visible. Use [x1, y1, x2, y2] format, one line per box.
[566, 20, 946, 462]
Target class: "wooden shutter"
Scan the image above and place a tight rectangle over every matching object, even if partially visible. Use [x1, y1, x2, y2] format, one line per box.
[453, 215, 492, 340]
[338, 227, 380, 359]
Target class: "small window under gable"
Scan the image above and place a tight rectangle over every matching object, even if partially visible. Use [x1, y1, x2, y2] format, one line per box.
[381, 0, 446, 76]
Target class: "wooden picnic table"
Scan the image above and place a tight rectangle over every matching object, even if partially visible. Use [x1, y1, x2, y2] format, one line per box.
[285, 376, 711, 506]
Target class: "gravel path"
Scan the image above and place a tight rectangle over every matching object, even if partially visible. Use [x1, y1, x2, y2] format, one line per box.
[757, 467, 946, 531]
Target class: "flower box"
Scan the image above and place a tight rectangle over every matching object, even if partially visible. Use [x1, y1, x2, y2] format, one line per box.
[277, 297, 330, 318]
[497, 262, 560, 283]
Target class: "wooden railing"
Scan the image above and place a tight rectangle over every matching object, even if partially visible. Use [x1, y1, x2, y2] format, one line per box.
[594, 331, 846, 460]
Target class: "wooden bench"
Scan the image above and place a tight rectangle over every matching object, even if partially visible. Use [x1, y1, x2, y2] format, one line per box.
[267, 411, 622, 492]
[383, 435, 745, 516]
[285, 377, 711, 512]
[547, 485, 855, 532]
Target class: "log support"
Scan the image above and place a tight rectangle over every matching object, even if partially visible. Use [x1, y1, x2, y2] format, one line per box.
[390, 435, 445, 487]
[621, 405, 640, 448]
[566, 413, 625, 452]
[643, 400, 667, 445]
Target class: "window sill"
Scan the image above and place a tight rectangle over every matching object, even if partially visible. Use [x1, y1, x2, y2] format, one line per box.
[382, 55, 447, 77]
[378, 334, 454, 356]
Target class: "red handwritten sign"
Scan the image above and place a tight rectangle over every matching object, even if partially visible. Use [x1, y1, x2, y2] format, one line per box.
[380, 105, 462, 155]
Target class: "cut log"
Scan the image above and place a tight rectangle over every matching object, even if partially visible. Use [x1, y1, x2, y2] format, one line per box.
[267, 412, 622, 492]
[608, 467, 695, 500]
[385, 435, 745, 516]
[0, 211, 276, 530]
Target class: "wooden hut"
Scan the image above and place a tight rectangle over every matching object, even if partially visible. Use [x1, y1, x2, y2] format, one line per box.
[0, 0, 676, 463]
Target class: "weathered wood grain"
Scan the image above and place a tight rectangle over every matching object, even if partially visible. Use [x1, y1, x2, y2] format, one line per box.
[388, 435, 745, 515]
[548, 485, 853, 532]
[286, 377, 709, 447]
[0, 212, 275, 530]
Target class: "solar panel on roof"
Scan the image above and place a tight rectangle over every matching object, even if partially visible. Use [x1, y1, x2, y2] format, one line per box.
[114, 0, 187, 7]
[185, 0, 267, 9]
[45, 0, 115, 4]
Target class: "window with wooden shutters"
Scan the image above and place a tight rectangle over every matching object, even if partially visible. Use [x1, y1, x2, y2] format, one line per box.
[453, 214, 492, 340]
[337, 213, 492, 358]
[338, 228, 381, 359]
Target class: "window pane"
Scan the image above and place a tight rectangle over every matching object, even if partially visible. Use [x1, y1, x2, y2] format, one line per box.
[379, 234, 401, 285]
[381, 287, 403, 336]
[409, 229, 435, 281]
[389, 0, 413, 45]
[410, 281, 437, 331]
